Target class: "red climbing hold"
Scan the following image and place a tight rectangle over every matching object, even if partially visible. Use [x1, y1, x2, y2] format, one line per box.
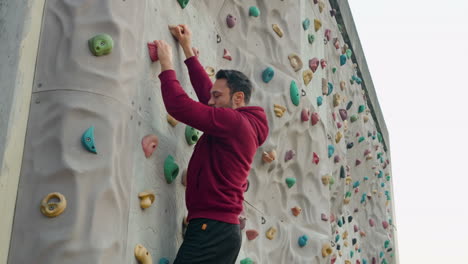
[223, 49, 232, 61]
[313, 152, 320, 164]
[246, 229, 259, 240]
[382, 221, 389, 229]
[147, 42, 158, 62]
[142, 134, 159, 158]
[301, 108, 310, 122]
[320, 59, 327, 69]
[311, 112, 320, 125]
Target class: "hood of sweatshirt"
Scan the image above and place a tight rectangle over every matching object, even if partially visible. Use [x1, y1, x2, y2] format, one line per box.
[237, 106, 269, 146]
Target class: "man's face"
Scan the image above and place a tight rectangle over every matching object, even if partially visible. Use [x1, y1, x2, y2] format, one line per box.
[208, 79, 233, 108]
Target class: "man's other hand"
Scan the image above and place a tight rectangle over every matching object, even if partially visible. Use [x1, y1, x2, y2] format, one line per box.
[153, 40, 174, 72]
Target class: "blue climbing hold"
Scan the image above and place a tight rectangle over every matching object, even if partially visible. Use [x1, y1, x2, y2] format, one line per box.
[82, 126, 97, 154]
[378, 170, 383, 178]
[363, 259, 367, 264]
[308, 34, 315, 44]
[298, 235, 308, 247]
[159, 258, 170, 264]
[328, 145, 335, 158]
[317, 96, 323, 106]
[340, 54, 347, 66]
[303, 18, 310, 30]
[290, 80, 300, 106]
[262, 67, 275, 83]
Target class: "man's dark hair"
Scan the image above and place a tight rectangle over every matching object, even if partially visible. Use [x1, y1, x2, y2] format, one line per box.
[215, 69, 252, 105]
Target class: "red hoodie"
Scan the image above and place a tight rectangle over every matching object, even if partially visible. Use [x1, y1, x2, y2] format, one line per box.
[158, 56, 269, 224]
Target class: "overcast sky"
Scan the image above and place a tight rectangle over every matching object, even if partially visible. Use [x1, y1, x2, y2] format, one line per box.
[347, 0, 468, 263]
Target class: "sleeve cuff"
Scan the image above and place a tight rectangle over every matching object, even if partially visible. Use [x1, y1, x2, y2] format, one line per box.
[184, 56, 199, 67]
[158, 69, 177, 82]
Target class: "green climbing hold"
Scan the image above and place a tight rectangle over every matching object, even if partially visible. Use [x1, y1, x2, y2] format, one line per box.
[345, 191, 352, 198]
[164, 155, 179, 184]
[332, 67, 337, 73]
[382, 259, 388, 264]
[317, 96, 323, 106]
[303, 18, 310, 30]
[350, 251, 354, 258]
[386, 175, 391, 181]
[328, 145, 335, 158]
[185, 125, 201, 145]
[286, 177, 296, 188]
[308, 34, 315, 44]
[340, 54, 347, 66]
[249, 6, 260, 17]
[240, 258, 254, 264]
[88, 34, 113, 56]
[262, 67, 275, 83]
[327, 82, 333, 95]
[364, 176, 369, 181]
[177, 0, 189, 9]
[380, 252, 384, 258]
[81, 126, 97, 154]
[290, 80, 300, 106]
[346, 49, 353, 59]
[350, 114, 358, 122]
[329, 177, 335, 186]
[377, 132, 383, 143]
[358, 105, 365, 113]
[358, 136, 365, 143]
[340, 166, 345, 178]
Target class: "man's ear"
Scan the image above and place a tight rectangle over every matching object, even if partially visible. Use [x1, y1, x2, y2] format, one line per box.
[233, 92, 245, 104]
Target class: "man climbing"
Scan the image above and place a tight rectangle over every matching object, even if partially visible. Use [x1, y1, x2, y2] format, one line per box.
[154, 24, 269, 264]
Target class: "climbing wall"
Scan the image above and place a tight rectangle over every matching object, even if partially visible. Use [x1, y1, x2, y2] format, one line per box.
[7, 0, 395, 264]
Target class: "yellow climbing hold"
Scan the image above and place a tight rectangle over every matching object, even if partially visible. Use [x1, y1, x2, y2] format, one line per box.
[134, 244, 152, 264]
[205, 66, 215, 77]
[288, 54, 303, 72]
[167, 114, 179, 127]
[335, 131, 343, 143]
[272, 24, 283, 37]
[322, 243, 333, 257]
[333, 93, 341, 107]
[314, 19, 322, 32]
[40, 192, 67, 218]
[302, 69, 313, 85]
[138, 191, 155, 209]
[274, 104, 287, 117]
[266, 227, 277, 240]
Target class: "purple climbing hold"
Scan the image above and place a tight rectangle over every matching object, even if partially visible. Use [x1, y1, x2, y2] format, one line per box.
[330, 9, 337, 16]
[226, 14, 237, 28]
[285, 150, 296, 162]
[355, 159, 361, 166]
[334, 155, 340, 163]
[339, 109, 347, 121]
[324, 29, 331, 41]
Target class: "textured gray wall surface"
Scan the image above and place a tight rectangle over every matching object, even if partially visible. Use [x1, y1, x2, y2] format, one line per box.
[7, 0, 395, 263]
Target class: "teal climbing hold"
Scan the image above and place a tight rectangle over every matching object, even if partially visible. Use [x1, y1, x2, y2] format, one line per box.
[364, 176, 369, 181]
[81, 126, 97, 154]
[308, 34, 315, 44]
[340, 54, 347, 66]
[286, 177, 296, 188]
[346, 49, 353, 59]
[332, 67, 337, 73]
[327, 82, 333, 95]
[177, 0, 189, 9]
[290, 80, 300, 106]
[88, 34, 113, 56]
[358, 136, 365, 143]
[363, 260, 367, 264]
[185, 125, 201, 145]
[386, 175, 391, 181]
[159, 258, 170, 264]
[340, 166, 345, 178]
[378, 170, 383, 178]
[380, 252, 384, 258]
[350, 79, 355, 85]
[358, 105, 365, 113]
[164, 155, 179, 184]
[240, 258, 254, 264]
[298, 235, 308, 247]
[249, 6, 260, 17]
[350, 251, 354, 258]
[377, 152, 382, 159]
[317, 96, 323, 106]
[262, 67, 275, 83]
[382, 259, 388, 264]
[350, 114, 358, 122]
[346, 101, 353, 110]
[361, 193, 366, 203]
[335, 234, 341, 241]
[377, 132, 383, 143]
[381, 182, 385, 188]
[328, 145, 335, 158]
[303, 18, 310, 30]
[353, 181, 360, 188]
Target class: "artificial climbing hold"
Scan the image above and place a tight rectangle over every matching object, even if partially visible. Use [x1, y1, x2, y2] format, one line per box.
[330, 9, 337, 16]
[318, 1, 325, 12]
[334, 38, 340, 49]
[216, 34, 221, 43]
[135, 244, 152, 264]
[177, 0, 189, 9]
[308, 34, 315, 44]
[274, 104, 287, 117]
[291, 206, 302, 216]
[147, 42, 158, 62]
[266, 227, 277, 240]
[226, 14, 237, 28]
[320, 59, 327, 69]
[303, 18, 310, 30]
[262, 150, 277, 163]
[301, 108, 310, 122]
[40, 192, 67, 218]
[363, 115, 369, 123]
[311, 112, 320, 125]
[333, 94, 341, 107]
[317, 96, 323, 106]
[332, 67, 337, 73]
[369, 218, 375, 227]
[346, 49, 353, 59]
[142, 134, 159, 158]
[314, 19, 322, 31]
[185, 125, 201, 145]
[167, 114, 179, 127]
[340, 166, 345, 178]
[240, 258, 254, 264]
[138, 191, 155, 209]
[164, 155, 179, 184]
[309, 58, 319, 72]
[88, 34, 113, 56]
[324, 29, 331, 41]
[313, 152, 320, 164]
[223, 48, 232, 61]
[350, 114, 358, 123]
[246, 229, 259, 240]
[82, 126, 97, 154]
[340, 54, 347, 66]
[288, 54, 303, 72]
[159, 258, 170, 264]
[262, 67, 275, 83]
[272, 24, 284, 37]
[322, 243, 333, 257]
[346, 101, 353, 111]
[382, 221, 389, 229]
[358, 105, 365, 113]
[340, 81, 346, 91]
[205, 66, 215, 77]
[321, 213, 328, 221]
[249, 6, 260, 17]
[358, 136, 365, 143]
[282, 150, 295, 163]
[321, 79, 328, 95]
[335, 131, 343, 143]
[298, 235, 309, 247]
[328, 82, 334, 95]
[321, 175, 332, 185]
[328, 145, 335, 158]
[290, 80, 300, 106]
[339, 109, 348, 121]
[355, 159, 361, 166]
[303, 69, 313, 85]
[286, 177, 296, 188]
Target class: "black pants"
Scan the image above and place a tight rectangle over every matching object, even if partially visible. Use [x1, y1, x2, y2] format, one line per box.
[174, 218, 242, 264]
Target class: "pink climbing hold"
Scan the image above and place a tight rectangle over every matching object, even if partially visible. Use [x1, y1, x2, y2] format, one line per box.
[320, 59, 327, 69]
[331, 256, 337, 264]
[324, 29, 331, 41]
[311, 112, 320, 125]
[309, 58, 319, 73]
[313, 152, 320, 164]
[332, 112, 336, 121]
[364, 149, 371, 156]
[321, 213, 328, 221]
[142, 134, 159, 158]
[330, 213, 335, 222]
[301, 108, 310, 122]
[239, 216, 246, 230]
[246, 229, 259, 240]
[334, 155, 340, 163]
[313, 0, 318, 4]
[285, 150, 295, 162]
[356, 132, 360, 137]
[372, 257, 376, 264]
[355, 159, 361, 166]
[147, 42, 158, 62]
[354, 225, 359, 232]
[226, 14, 237, 28]
[355, 187, 359, 193]
[223, 48, 232, 61]
[334, 38, 340, 49]
[339, 109, 347, 121]
[369, 218, 375, 227]
[336, 122, 342, 128]
[382, 221, 389, 229]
